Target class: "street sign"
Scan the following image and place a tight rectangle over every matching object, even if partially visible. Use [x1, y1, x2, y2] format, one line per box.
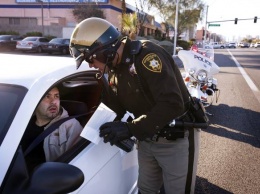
[208, 24, 220, 27]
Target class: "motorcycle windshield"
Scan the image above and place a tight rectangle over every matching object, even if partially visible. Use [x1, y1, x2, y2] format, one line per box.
[178, 49, 219, 76]
[197, 44, 214, 61]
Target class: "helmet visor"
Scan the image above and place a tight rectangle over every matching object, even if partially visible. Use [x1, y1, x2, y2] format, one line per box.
[70, 45, 94, 69]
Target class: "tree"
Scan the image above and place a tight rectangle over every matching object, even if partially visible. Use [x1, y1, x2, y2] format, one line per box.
[121, 13, 138, 40]
[121, 0, 126, 31]
[147, 0, 205, 37]
[132, 0, 152, 37]
[120, 0, 151, 38]
[72, 3, 106, 23]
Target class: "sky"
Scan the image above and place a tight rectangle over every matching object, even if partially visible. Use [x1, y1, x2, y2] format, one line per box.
[199, 0, 260, 41]
[126, 0, 260, 41]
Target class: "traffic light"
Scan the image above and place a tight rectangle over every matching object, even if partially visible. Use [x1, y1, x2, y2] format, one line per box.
[254, 16, 257, 23]
[234, 18, 238, 24]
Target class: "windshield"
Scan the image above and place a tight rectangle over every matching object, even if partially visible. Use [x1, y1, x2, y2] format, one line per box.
[0, 84, 27, 145]
[23, 37, 38, 41]
[197, 44, 214, 61]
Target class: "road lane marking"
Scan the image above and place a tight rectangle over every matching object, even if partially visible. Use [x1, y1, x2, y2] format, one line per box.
[228, 50, 259, 92]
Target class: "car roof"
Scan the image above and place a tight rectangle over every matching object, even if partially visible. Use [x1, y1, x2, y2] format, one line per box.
[52, 38, 70, 40]
[21, 36, 46, 40]
[0, 35, 17, 37]
[0, 54, 92, 89]
[0, 35, 20, 39]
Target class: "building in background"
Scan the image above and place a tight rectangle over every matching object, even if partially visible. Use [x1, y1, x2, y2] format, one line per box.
[0, 0, 166, 38]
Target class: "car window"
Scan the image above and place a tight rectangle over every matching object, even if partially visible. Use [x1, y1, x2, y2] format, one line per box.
[23, 37, 38, 41]
[12, 36, 23, 41]
[39, 38, 49, 42]
[0, 36, 10, 40]
[64, 39, 70, 44]
[19, 72, 105, 165]
[0, 84, 27, 145]
[50, 38, 62, 44]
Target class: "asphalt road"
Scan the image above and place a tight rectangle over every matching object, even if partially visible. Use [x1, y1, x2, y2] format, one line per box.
[175, 48, 260, 194]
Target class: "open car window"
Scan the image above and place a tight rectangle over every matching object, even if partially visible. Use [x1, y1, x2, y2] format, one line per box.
[20, 70, 109, 166]
[55, 71, 109, 162]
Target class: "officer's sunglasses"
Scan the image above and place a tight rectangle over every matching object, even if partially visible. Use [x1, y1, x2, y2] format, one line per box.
[70, 46, 108, 69]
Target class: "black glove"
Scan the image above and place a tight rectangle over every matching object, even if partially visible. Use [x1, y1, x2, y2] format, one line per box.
[99, 121, 132, 145]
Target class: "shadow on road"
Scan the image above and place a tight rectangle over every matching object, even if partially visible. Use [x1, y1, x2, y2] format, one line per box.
[195, 176, 234, 194]
[204, 104, 260, 148]
[159, 176, 233, 194]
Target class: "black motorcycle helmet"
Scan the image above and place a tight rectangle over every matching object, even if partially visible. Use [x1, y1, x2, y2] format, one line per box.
[70, 17, 121, 69]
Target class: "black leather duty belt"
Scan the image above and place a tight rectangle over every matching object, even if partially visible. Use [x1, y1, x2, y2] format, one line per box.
[150, 128, 185, 142]
[150, 111, 195, 142]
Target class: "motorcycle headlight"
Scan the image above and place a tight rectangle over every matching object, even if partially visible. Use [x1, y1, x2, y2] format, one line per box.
[207, 78, 213, 86]
[197, 70, 207, 82]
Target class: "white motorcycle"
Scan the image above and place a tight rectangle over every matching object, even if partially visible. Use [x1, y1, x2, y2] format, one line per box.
[178, 45, 220, 111]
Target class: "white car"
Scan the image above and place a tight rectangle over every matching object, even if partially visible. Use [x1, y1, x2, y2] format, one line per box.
[209, 42, 225, 49]
[0, 54, 138, 194]
[250, 43, 255, 48]
[254, 42, 260, 48]
[228, 42, 236, 48]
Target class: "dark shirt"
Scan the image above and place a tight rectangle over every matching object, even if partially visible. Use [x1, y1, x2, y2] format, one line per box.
[108, 37, 190, 140]
[21, 116, 47, 173]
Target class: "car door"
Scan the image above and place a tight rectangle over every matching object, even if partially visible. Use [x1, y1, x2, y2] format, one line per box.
[0, 71, 138, 194]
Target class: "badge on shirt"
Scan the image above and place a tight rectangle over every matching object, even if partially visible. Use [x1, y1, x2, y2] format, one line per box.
[142, 53, 162, 73]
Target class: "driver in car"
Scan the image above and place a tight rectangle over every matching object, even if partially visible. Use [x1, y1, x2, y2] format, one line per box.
[21, 86, 83, 172]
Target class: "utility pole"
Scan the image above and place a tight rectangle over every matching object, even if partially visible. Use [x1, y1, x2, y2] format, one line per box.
[203, 5, 208, 46]
[173, 0, 179, 56]
[37, 0, 44, 36]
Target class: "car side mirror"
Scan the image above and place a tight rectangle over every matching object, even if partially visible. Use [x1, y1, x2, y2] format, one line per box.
[2, 147, 84, 194]
[23, 162, 84, 194]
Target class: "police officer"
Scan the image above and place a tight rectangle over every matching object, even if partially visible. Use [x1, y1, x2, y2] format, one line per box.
[70, 17, 200, 194]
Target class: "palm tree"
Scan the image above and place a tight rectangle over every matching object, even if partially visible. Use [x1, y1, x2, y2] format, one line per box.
[121, 0, 126, 32]
[121, 13, 138, 40]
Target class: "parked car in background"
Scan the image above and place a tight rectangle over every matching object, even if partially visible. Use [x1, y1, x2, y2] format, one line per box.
[0, 35, 23, 51]
[250, 43, 255, 47]
[238, 42, 249, 48]
[209, 42, 226, 49]
[254, 42, 260, 48]
[16, 36, 49, 53]
[43, 38, 70, 55]
[228, 42, 236, 48]
[0, 54, 138, 194]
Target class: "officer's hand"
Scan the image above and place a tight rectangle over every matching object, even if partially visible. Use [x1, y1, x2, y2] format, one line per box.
[99, 121, 132, 145]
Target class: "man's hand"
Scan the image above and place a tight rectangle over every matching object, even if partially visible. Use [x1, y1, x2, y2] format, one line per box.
[99, 121, 132, 145]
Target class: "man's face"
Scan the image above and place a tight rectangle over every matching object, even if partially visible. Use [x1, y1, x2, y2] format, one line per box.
[88, 59, 108, 73]
[36, 87, 60, 120]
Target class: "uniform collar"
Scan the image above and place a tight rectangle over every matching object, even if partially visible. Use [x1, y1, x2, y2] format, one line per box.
[120, 37, 133, 65]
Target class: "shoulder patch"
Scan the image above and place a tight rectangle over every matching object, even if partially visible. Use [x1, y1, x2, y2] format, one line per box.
[142, 53, 162, 73]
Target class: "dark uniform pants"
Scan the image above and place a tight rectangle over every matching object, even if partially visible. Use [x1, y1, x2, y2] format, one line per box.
[137, 129, 200, 194]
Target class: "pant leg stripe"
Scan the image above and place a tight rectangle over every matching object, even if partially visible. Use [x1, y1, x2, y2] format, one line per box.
[185, 129, 195, 194]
